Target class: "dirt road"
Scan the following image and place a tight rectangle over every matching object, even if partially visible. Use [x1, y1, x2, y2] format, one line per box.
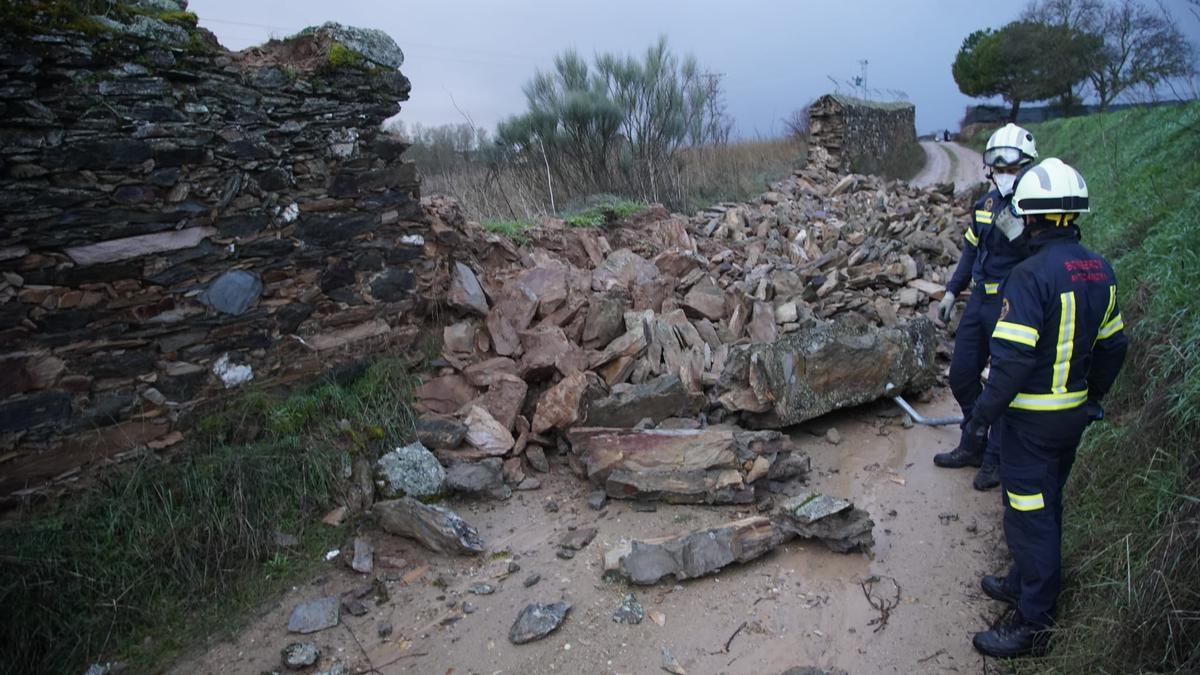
[911, 142, 986, 194]
[172, 389, 1006, 675]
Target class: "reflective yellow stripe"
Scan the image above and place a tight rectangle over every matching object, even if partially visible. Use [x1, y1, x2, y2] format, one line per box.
[1007, 491, 1046, 511]
[964, 226, 980, 246]
[984, 282, 999, 295]
[975, 210, 993, 224]
[1052, 292, 1076, 393]
[993, 321, 1039, 347]
[1009, 389, 1089, 411]
[1098, 313, 1124, 340]
[1102, 285, 1117, 326]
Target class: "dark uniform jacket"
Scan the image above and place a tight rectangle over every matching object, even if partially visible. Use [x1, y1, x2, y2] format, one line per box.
[946, 189, 1029, 299]
[972, 228, 1128, 427]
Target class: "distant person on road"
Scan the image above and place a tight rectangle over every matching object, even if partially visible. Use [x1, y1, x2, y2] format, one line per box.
[961, 158, 1127, 658]
[934, 123, 1038, 490]
[944, 129, 951, 142]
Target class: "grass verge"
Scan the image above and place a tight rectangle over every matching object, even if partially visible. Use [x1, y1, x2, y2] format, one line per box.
[481, 218, 533, 245]
[562, 196, 647, 227]
[0, 358, 420, 674]
[1004, 102, 1200, 674]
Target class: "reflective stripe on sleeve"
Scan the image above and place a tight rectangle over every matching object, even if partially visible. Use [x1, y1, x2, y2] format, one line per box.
[984, 282, 999, 295]
[1007, 491, 1046, 512]
[1009, 389, 1089, 411]
[964, 226, 980, 246]
[1098, 313, 1124, 340]
[974, 210, 993, 225]
[993, 321, 1039, 347]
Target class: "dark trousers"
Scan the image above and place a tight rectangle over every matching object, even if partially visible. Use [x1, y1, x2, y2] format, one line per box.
[996, 411, 1086, 628]
[949, 289, 1003, 465]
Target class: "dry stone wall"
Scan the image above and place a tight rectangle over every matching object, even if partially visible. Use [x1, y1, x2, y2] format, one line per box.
[0, 18, 427, 498]
[808, 94, 917, 177]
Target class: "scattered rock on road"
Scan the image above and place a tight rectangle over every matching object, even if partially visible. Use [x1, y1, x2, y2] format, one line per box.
[612, 593, 645, 624]
[508, 602, 571, 644]
[373, 497, 485, 555]
[287, 597, 339, 634]
[281, 642, 320, 670]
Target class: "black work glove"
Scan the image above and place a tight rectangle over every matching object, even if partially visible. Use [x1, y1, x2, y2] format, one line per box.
[962, 416, 989, 456]
[1085, 400, 1105, 425]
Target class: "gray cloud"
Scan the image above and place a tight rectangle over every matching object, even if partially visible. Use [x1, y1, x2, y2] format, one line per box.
[189, 0, 1200, 136]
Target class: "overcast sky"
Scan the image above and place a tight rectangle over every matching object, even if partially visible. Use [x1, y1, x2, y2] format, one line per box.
[189, 0, 1200, 136]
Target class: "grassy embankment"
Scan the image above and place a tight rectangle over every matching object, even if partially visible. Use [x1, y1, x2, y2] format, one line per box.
[1003, 102, 1200, 673]
[0, 359, 422, 675]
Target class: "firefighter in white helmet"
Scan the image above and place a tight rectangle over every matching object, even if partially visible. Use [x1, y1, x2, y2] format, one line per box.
[934, 123, 1039, 491]
[961, 158, 1127, 657]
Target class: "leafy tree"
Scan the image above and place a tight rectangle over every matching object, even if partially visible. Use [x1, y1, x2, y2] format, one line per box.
[952, 21, 1097, 120]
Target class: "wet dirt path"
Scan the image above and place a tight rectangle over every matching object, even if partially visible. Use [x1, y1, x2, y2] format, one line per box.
[172, 388, 1006, 674]
[912, 142, 985, 194]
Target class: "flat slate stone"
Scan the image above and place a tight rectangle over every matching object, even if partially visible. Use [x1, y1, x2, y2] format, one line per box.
[287, 596, 339, 634]
[508, 602, 571, 644]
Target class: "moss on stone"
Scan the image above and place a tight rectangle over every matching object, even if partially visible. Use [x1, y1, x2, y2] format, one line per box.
[327, 41, 364, 69]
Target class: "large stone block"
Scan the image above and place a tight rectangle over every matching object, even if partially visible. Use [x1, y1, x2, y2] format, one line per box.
[718, 317, 938, 428]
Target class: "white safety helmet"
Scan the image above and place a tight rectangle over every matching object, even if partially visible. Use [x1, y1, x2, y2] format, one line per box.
[984, 123, 1038, 168]
[1011, 158, 1090, 219]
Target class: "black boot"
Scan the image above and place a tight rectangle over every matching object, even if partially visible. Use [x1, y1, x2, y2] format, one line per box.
[973, 617, 1049, 658]
[981, 575, 1017, 606]
[973, 464, 1000, 490]
[933, 442, 983, 468]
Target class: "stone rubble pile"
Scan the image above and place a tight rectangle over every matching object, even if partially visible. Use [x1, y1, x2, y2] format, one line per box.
[402, 149, 963, 500]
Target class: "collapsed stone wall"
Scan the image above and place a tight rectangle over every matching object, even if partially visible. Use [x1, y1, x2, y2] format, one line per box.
[808, 94, 917, 177]
[0, 15, 428, 498]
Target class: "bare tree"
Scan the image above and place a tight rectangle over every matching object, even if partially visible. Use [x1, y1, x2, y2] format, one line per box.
[1090, 0, 1194, 109]
[782, 107, 809, 140]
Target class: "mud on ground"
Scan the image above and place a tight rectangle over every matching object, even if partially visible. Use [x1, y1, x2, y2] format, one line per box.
[172, 388, 1006, 675]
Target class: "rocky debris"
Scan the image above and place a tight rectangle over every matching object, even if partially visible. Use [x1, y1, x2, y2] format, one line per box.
[604, 492, 871, 584]
[415, 416, 469, 450]
[508, 602, 571, 644]
[559, 527, 597, 552]
[373, 498, 484, 555]
[468, 582, 496, 595]
[462, 601, 478, 614]
[448, 262, 489, 315]
[347, 536, 374, 574]
[341, 596, 369, 617]
[281, 642, 320, 670]
[587, 490, 608, 510]
[612, 593, 645, 624]
[375, 443, 446, 499]
[463, 406, 515, 456]
[287, 597, 339, 634]
[567, 427, 807, 504]
[297, 22, 406, 69]
[825, 428, 842, 445]
[445, 457, 511, 500]
[775, 492, 875, 553]
[603, 516, 788, 585]
[661, 647, 687, 674]
[718, 318, 938, 428]
[523, 574, 542, 588]
[583, 375, 700, 428]
[377, 622, 393, 638]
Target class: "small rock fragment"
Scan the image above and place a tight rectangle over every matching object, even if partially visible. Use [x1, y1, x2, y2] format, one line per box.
[349, 536, 374, 574]
[341, 596, 368, 617]
[508, 602, 571, 644]
[612, 593, 645, 624]
[825, 428, 842, 445]
[377, 622, 393, 638]
[281, 642, 320, 670]
[468, 582, 496, 595]
[559, 526, 597, 551]
[587, 490, 607, 511]
[661, 646, 687, 674]
[648, 609, 666, 626]
[523, 573, 542, 588]
[463, 601, 478, 614]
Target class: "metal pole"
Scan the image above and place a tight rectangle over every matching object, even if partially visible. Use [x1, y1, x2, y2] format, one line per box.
[885, 383, 963, 427]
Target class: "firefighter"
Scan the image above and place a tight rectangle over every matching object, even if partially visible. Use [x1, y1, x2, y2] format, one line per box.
[959, 158, 1128, 658]
[935, 123, 1039, 491]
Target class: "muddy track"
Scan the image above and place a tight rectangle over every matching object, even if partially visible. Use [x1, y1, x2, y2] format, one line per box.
[172, 389, 1007, 675]
[912, 142, 985, 194]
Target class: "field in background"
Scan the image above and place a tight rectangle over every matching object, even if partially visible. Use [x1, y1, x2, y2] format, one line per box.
[1008, 102, 1200, 674]
[421, 136, 807, 223]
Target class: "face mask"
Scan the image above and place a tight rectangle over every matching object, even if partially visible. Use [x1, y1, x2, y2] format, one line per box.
[995, 206, 1025, 241]
[993, 172, 1017, 196]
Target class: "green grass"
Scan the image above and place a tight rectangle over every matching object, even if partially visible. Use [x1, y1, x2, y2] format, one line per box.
[482, 218, 534, 245]
[562, 197, 648, 227]
[326, 41, 364, 69]
[0, 358, 420, 675]
[1003, 102, 1200, 674]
